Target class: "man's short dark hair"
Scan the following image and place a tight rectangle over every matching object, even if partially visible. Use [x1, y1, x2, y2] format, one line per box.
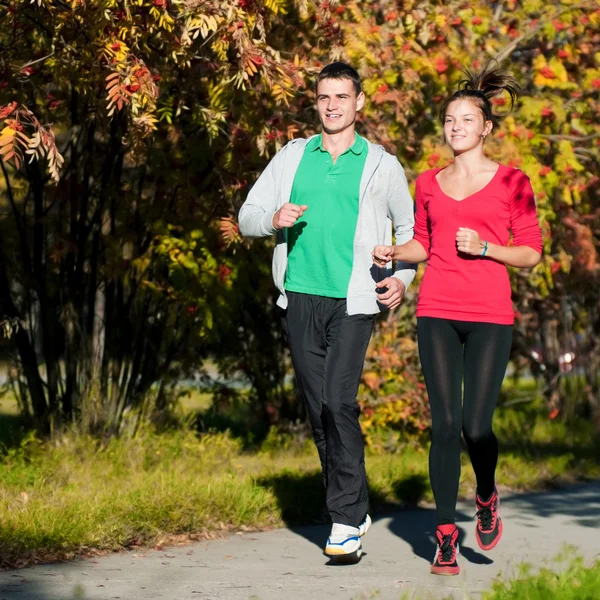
[317, 62, 361, 95]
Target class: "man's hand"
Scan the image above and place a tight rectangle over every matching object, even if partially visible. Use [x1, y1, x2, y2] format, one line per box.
[372, 245, 395, 267]
[272, 203, 308, 230]
[375, 277, 405, 310]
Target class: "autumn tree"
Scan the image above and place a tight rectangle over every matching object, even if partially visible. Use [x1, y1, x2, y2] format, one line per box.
[1, 0, 599, 439]
[334, 0, 600, 422]
[0, 0, 335, 436]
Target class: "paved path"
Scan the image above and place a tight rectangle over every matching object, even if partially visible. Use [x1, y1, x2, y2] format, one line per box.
[1, 482, 599, 600]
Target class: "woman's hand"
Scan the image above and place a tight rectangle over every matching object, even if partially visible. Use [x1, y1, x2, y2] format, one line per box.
[456, 227, 485, 256]
[372, 245, 395, 267]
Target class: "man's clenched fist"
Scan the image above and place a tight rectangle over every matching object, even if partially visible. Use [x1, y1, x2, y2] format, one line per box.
[272, 203, 308, 230]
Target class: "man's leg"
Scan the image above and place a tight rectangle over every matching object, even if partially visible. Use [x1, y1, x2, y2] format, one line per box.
[282, 292, 328, 482]
[322, 306, 375, 527]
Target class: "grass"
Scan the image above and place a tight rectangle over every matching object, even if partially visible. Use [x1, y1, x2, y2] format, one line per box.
[177, 388, 213, 414]
[371, 552, 600, 600]
[482, 552, 600, 600]
[0, 386, 598, 568]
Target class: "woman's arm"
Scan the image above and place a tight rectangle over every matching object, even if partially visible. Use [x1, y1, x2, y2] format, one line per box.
[372, 239, 429, 267]
[455, 228, 541, 267]
[484, 243, 541, 267]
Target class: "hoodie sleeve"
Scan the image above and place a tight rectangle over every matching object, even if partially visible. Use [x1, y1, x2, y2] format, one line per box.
[238, 145, 289, 239]
[386, 155, 417, 291]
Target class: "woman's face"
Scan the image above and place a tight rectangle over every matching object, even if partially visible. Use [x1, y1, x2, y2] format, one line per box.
[443, 99, 493, 154]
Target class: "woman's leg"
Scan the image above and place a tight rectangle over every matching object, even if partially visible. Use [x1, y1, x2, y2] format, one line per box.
[462, 323, 513, 500]
[462, 321, 512, 551]
[417, 317, 464, 525]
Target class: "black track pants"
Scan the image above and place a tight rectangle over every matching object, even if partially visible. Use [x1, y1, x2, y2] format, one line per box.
[282, 292, 375, 527]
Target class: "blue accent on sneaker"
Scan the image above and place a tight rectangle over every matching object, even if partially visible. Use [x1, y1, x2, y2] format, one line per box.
[326, 536, 360, 547]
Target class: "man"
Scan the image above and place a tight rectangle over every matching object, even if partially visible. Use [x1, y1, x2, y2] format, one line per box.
[238, 62, 415, 560]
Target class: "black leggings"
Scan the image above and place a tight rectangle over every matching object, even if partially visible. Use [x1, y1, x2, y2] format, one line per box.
[417, 317, 513, 525]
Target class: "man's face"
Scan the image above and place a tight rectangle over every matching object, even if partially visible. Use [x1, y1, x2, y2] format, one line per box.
[316, 77, 365, 135]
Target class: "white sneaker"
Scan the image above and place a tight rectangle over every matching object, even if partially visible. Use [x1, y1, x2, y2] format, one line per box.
[324, 523, 362, 557]
[359, 514, 372, 537]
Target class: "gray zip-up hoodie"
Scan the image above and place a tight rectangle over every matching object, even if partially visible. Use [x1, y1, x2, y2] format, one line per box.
[238, 136, 416, 315]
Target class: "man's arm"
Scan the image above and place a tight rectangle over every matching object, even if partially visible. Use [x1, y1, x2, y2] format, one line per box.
[386, 156, 417, 290]
[238, 148, 286, 239]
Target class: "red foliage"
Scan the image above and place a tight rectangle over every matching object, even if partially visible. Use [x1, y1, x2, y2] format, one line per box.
[434, 57, 448, 74]
[0, 102, 18, 119]
[218, 265, 232, 283]
[539, 66, 556, 79]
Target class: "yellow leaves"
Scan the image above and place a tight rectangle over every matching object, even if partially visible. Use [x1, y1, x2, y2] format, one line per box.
[523, 0, 544, 11]
[0, 122, 33, 172]
[271, 83, 293, 106]
[208, 82, 229, 112]
[557, 249, 572, 274]
[581, 68, 600, 91]
[519, 97, 567, 127]
[434, 14, 447, 28]
[265, 0, 288, 15]
[533, 55, 575, 90]
[198, 107, 227, 143]
[0, 126, 21, 169]
[101, 39, 131, 65]
[149, 6, 175, 31]
[185, 14, 221, 42]
[562, 186, 573, 206]
[211, 37, 229, 61]
[403, 12, 416, 34]
[554, 140, 586, 175]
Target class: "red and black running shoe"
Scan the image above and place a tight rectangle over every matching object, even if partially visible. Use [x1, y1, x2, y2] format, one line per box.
[475, 487, 503, 551]
[430, 524, 460, 576]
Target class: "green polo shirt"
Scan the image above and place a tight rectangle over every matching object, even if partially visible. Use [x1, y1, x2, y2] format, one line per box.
[285, 133, 368, 298]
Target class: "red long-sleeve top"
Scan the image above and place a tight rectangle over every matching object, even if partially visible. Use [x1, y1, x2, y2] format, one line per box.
[413, 165, 543, 325]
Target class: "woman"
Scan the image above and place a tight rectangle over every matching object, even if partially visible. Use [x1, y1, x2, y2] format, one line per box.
[373, 63, 542, 576]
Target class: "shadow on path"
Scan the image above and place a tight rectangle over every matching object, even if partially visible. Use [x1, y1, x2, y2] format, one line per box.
[258, 465, 600, 572]
[0, 574, 87, 600]
[500, 481, 600, 529]
[386, 506, 493, 567]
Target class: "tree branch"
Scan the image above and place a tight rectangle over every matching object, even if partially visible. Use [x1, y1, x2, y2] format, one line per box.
[15, 51, 55, 72]
[494, 4, 598, 63]
[540, 133, 600, 143]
